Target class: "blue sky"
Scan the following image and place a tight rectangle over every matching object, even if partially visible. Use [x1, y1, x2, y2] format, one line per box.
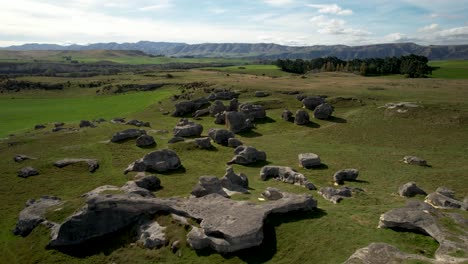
[1, 0, 467, 47]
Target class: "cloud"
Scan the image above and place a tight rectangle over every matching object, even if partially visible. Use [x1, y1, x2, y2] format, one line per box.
[263, 0, 294, 6]
[310, 15, 370, 36]
[139, 0, 172, 11]
[210, 8, 227, 14]
[418, 24, 440, 32]
[307, 4, 352, 15]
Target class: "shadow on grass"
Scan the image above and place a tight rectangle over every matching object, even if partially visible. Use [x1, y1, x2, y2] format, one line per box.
[195, 209, 327, 263]
[255, 117, 276, 124]
[147, 165, 187, 175]
[230, 160, 271, 168]
[305, 122, 320, 128]
[238, 130, 263, 138]
[327, 116, 347, 123]
[137, 143, 157, 149]
[304, 163, 329, 170]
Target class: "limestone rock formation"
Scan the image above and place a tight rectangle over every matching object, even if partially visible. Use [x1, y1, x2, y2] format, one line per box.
[262, 187, 283, 201]
[13, 196, 61, 237]
[333, 169, 359, 185]
[191, 176, 229, 198]
[137, 220, 166, 249]
[228, 138, 243, 148]
[281, 109, 293, 121]
[172, 97, 209, 117]
[402, 156, 427, 166]
[193, 137, 213, 149]
[193, 108, 210, 118]
[319, 187, 363, 204]
[111, 129, 146, 143]
[239, 103, 266, 120]
[302, 96, 325, 110]
[425, 192, 466, 210]
[168, 137, 185, 144]
[343, 242, 434, 264]
[214, 112, 226, 124]
[295, 110, 309, 125]
[18, 167, 39, 178]
[228, 146, 267, 165]
[208, 91, 239, 101]
[255, 91, 269, 97]
[313, 103, 334, 119]
[398, 182, 427, 197]
[54, 158, 99, 173]
[124, 149, 181, 174]
[173, 118, 203, 137]
[13, 154, 34, 162]
[136, 134, 156, 147]
[126, 119, 150, 127]
[260, 166, 315, 190]
[208, 128, 235, 146]
[220, 166, 249, 194]
[225, 111, 254, 133]
[298, 153, 321, 168]
[228, 98, 239, 112]
[79, 120, 95, 128]
[209, 100, 226, 117]
[34, 124, 46, 130]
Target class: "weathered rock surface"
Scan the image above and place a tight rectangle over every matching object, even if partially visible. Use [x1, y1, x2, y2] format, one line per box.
[227, 146, 267, 165]
[13, 154, 33, 162]
[111, 129, 146, 143]
[13, 196, 61, 237]
[228, 98, 239, 112]
[173, 118, 203, 137]
[111, 118, 126, 124]
[136, 134, 156, 147]
[220, 166, 249, 194]
[333, 169, 359, 185]
[313, 103, 334, 119]
[262, 187, 283, 201]
[209, 100, 226, 117]
[255, 91, 269, 97]
[318, 187, 363, 204]
[378, 200, 468, 263]
[425, 192, 466, 210]
[302, 96, 325, 110]
[34, 124, 46, 130]
[208, 128, 235, 146]
[260, 166, 315, 190]
[228, 138, 243, 148]
[193, 137, 213, 149]
[193, 108, 210, 118]
[168, 137, 185, 144]
[79, 120, 95, 128]
[134, 175, 161, 191]
[172, 98, 209, 117]
[225, 111, 254, 133]
[239, 103, 266, 120]
[436, 187, 455, 198]
[54, 158, 99, 173]
[298, 153, 321, 168]
[124, 149, 181, 174]
[191, 176, 229, 198]
[126, 119, 150, 127]
[208, 91, 239, 101]
[343, 242, 434, 264]
[137, 220, 166, 249]
[403, 156, 427, 166]
[295, 110, 310, 125]
[120, 181, 155, 197]
[281, 109, 293, 121]
[398, 182, 427, 197]
[214, 112, 226, 124]
[18, 167, 39, 178]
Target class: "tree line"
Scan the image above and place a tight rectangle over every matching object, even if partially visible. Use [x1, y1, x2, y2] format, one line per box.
[275, 54, 432, 78]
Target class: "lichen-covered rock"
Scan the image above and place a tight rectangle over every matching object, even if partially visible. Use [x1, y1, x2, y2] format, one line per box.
[54, 158, 99, 173]
[111, 129, 146, 143]
[302, 96, 325, 110]
[124, 149, 181, 174]
[228, 138, 243, 148]
[260, 166, 315, 190]
[225, 111, 254, 133]
[239, 103, 266, 120]
[333, 169, 359, 185]
[191, 176, 229, 198]
[18, 167, 39, 178]
[294, 110, 309, 125]
[313, 103, 334, 119]
[402, 156, 427, 166]
[298, 153, 321, 168]
[398, 182, 426, 197]
[173, 118, 203, 137]
[13, 196, 61, 237]
[136, 134, 156, 147]
[228, 146, 267, 165]
[208, 128, 235, 146]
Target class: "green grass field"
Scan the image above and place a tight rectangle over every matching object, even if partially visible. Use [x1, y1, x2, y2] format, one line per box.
[201, 64, 291, 77]
[0, 68, 467, 264]
[429, 60, 468, 79]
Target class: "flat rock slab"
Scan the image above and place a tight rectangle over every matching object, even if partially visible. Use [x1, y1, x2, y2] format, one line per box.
[298, 153, 321, 168]
[54, 158, 99, 173]
[343, 242, 434, 264]
[319, 186, 363, 204]
[111, 129, 146, 143]
[403, 156, 427, 166]
[124, 149, 181, 174]
[13, 196, 61, 237]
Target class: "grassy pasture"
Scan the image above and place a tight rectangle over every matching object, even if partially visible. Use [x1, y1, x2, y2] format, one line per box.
[429, 60, 468, 79]
[201, 64, 290, 77]
[0, 69, 467, 264]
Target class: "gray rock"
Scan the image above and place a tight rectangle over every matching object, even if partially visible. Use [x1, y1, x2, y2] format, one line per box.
[228, 146, 267, 165]
[137, 220, 166, 249]
[34, 124, 46, 130]
[228, 138, 243, 148]
[228, 98, 239, 112]
[120, 181, 154, 197]
[194, 137, 213, 149]
[54, 158, 99, 173]
[425, 192, 465, 210]
[168, 137, 185, 144]
[294, 110, 310, 125]
[208, 128, 235, 146]
[296, 94, 307, 101]
[13, 154, 33, 162]
[220, 166, 249, 193]
[313, 103, 334, 119]
[173, 118, 203, 137]
[134, 175, 161, 191]
[210, 100, 226, 117]
[18, 167, 39, 178]
[398, 182, 427, 197]
[239, 103, 266, 120]
[111, 118, 126, 124]
[298, 153, 321, 168]
[262, 187, 283, 200]
[319, 187, 363, 204]
[191, 176, 229, 198]
[402, 156, 427, 166]
[172, 98, 209, 117]
[136, 134, 156, 147]
[193, 108, 210, 118]
[281, 109, 293, 121]
[126, 119, 150, 127]
[436, 187, 456, 198]
[124, 149, 182, 174]
[343, 242, 434, 264]
[255, 91, 269, 97]
[13, 196, 61, 237]
[302, 96, 325, 110]
[260, 166, 315, 190]
[209, 91, 239, 100]
[214, 112, 226, 124]
[225, 111, 254, 133]
[111, 129, 146, 142]
[333, 169, 359, 185]
[79, 120, 95, 128]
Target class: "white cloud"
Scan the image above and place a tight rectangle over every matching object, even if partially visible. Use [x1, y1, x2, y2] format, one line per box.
[307, 4, 353, 15]
[310, 15, 370, 36]
[210, 8, 227, 14]
[139, 0, 172, 11]
[384, 33, 409, 42]
[263, 0, 294, 6]
[418, 24, 440, 32]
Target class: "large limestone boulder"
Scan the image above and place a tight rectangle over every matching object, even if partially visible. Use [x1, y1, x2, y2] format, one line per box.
[333, 169, 359, 185]
[343, 243, 434, 264]
[260, 165, 316, 190]
[313, 103, 334, 119]
[220, 166, 249, 194]
[208, 91, 239, 101]
[425, 192, 465, 210]
[13, 196, 61, 237]
[54, 158, 99, 173]
[18, 167, 39, 178]
[191, 176, 229, 198]
[318, 187, 363, 204]
[402, 156, 427, 166]
[193, 137, 213, 149]
[193, 108, 210, 118]
[173, 118, 203, 137]
[398, 182, 426, 197]
[239, 103, 266, 120]
[172, 97, 209, 117]
[111, 129, 146, 143]
[294, 110, 309, 125]
[228, 146, 267, 165]
[228, 138, 243, 148]
[208, 128, 235, 146]
[136, 134, 156, 147]
[228, 98, 239, 112]
[302, 96, 325, 110]
[124, 149, 181, 174]
[298, 153, 321, 168]
[225, 111, 254, 134]
[281, 109, 293, 121]
[209, 100, 226, 117]
[137, 220, 166, 249]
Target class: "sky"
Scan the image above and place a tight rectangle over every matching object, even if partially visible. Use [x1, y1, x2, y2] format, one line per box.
[1, 0, 468, 47]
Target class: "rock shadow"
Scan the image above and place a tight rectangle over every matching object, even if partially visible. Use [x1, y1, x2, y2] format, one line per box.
[255, 117, 276, 124]
[304, 163, 329, 170]
[327, 116, 347, 123]
[146, 165, 187, 175]
[137, 143, 157, 149]
[304, 122, 320, 128]
[237, 130, 263, 138]
[230, 160, 271, 168]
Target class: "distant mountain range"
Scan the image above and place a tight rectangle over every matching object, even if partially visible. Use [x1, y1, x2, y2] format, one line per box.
[2, 41, 468, 60]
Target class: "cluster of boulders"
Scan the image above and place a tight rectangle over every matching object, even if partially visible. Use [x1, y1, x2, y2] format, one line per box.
[111, 129, 156, 147]
[191, 167, 249, 198]
[260, 166, 316, 190]
[227, 146, 267, 165]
